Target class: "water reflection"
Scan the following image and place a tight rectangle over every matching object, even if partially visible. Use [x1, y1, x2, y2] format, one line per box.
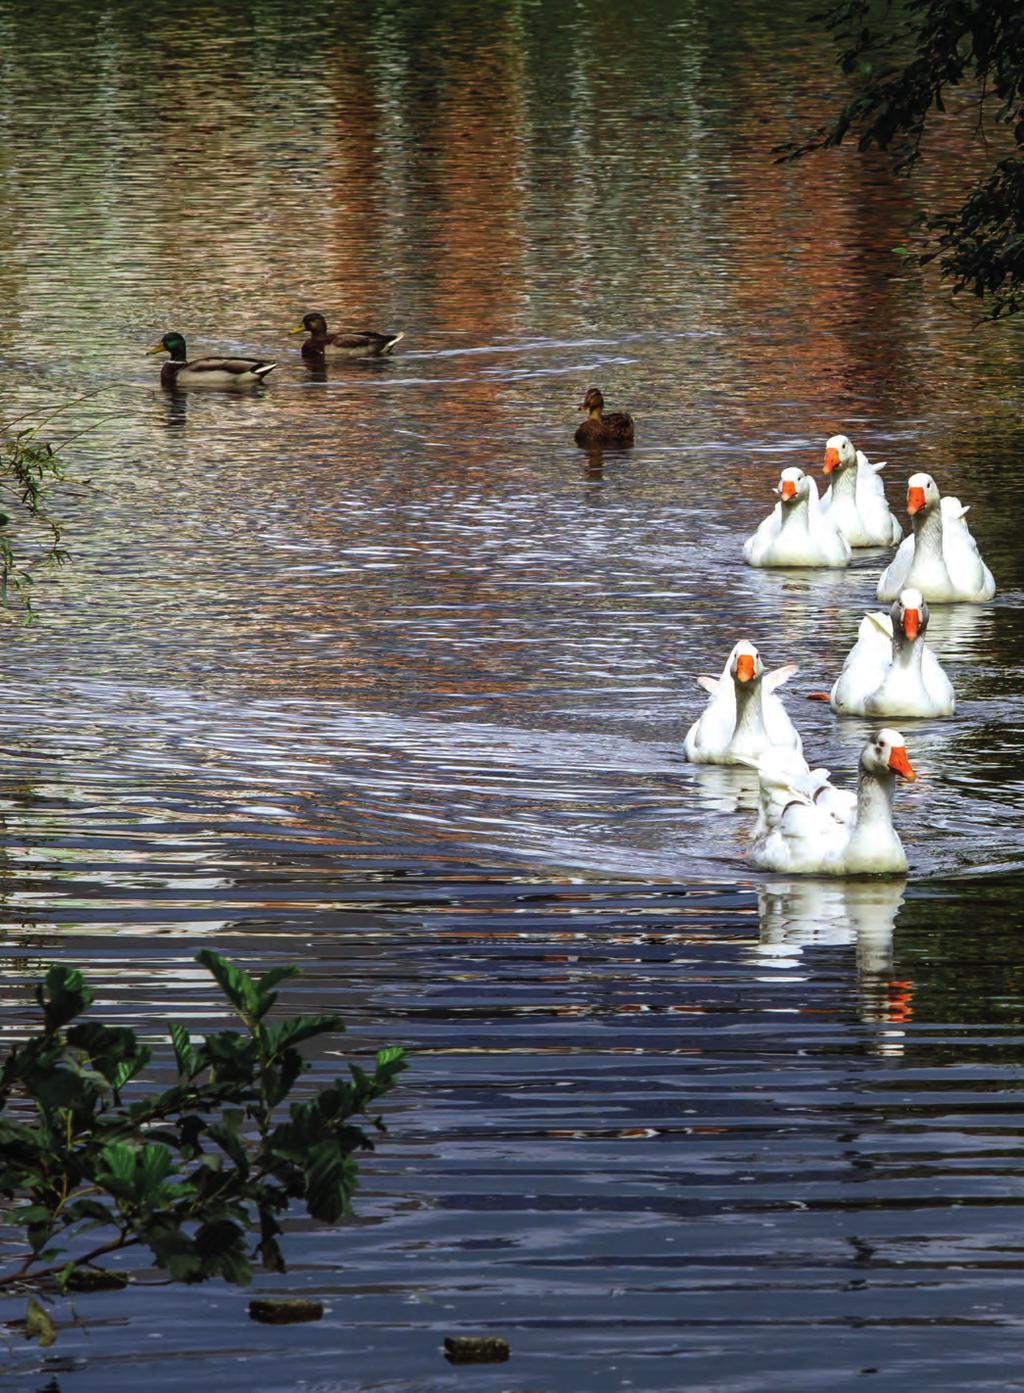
[756, 874, 903, 975]
[755, 877, 911, 1054]
[689, 762, 762, 818]
[1, 0, 1024, 1388]
[157, 391, 189, 431]
[915, 599, 990, 659]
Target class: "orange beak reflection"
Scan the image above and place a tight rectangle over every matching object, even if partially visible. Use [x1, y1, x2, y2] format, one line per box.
[907, 486, 927, 515]
[735, 653, 756, 683]
[902, 608, 921, 640]
[823, 447, 840, 475]
[888, 745, 916, 781]
[780, 480, 797, 500]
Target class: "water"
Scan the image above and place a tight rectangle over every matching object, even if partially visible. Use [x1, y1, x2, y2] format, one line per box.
[2, 1, 1024, 1388]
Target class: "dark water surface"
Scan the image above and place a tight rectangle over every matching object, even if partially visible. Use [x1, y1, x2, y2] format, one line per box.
[2, 1, 1024, 1389]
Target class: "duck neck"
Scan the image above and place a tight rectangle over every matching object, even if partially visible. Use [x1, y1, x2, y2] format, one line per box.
[779, 495, 809, 531]
[891, 628, 924, 674]
[912, 503, 943, 557]
[732, 678, 765, 741]
[832, 464, 857, 504]
[588, 405, 604, 421]
[856, 766, 896, 835]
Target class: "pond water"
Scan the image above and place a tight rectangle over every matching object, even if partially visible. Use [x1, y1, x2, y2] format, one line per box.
[2, 1, 1024, 1389]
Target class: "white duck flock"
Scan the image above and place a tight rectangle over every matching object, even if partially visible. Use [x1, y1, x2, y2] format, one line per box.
[820, 434, 902, 547]
[750, 729, 916, 875]
[743, 467, 851, 568]
[828, 587, 956, 718]
[684, 641, 802, 764]
[876, 472, 995, 603]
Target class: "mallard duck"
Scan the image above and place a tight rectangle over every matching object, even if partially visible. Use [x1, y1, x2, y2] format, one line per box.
[289, 312, 403, 360]
[146, 332, 277, 389]
[573, 388, 635, 448]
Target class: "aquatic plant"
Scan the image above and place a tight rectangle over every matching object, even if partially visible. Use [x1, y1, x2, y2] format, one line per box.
[0, 951, 406, 1344]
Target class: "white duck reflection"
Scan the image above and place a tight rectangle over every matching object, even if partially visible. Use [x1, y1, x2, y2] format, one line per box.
[756, 876, 904, 959]
[913, 597, 989, 660]
[689, 763, 764, 816]
[753, 877, 911, 1050]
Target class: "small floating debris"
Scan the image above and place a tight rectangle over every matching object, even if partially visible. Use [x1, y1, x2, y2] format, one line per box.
[25, 1296, 56, 1348]
[249, 1297, 324, 1324]
[443, 1335, 510, 1364]
[64, 1269, 129, 1293]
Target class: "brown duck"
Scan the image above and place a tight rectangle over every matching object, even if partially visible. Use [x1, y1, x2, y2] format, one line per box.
[574, 388, 635, 448]
[290, 312, 403, 360]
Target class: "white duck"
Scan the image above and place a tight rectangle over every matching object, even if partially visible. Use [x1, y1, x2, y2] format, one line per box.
[820, 434, 902, 547]
[684, 640, 802, 765]
[751, 729, 916, 876]
[876, 473, 995, 603]
[829, 587, 956, 718]
[743, 467, 852, 569]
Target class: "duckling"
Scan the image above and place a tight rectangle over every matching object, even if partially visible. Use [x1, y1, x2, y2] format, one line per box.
[290, 312, 403, 360]
[573, 388, 635, 448]
[146, 332, 277, 389]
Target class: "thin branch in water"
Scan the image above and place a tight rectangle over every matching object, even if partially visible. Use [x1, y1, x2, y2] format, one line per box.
[0, 387, 114, 437]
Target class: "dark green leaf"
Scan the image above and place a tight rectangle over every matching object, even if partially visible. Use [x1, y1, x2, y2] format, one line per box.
[256, 965, 302, 996]
[264, 1014, 344, 1055]
[38, 966, 92, 1033]
[196, 950, 259, 1021]
[168, 1022, 196, 1077]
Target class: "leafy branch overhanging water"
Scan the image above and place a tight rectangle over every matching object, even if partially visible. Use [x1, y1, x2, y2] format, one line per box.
[0, 952, 407, 1344]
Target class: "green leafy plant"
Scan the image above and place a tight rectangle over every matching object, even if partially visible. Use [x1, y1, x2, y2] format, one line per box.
[0, 403, 80, 619]
[0, 951, 406, 1338]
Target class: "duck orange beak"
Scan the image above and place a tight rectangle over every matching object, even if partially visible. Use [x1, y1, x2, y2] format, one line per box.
[907, 485, 927, 515]
[888, 745, 916, 781]
[735, 653, 756, 683]
[780, 479, 797, 500]
[902, 608, 920, 640]
[823, 447, 840, 474]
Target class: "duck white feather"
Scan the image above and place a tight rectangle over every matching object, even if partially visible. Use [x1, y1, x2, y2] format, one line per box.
[744, 467, 852, 568]
[877, 473, 995, 603]
[684, 641, 803, 765]
[736, 748, 848, 838]
[820, 435, 902, 547]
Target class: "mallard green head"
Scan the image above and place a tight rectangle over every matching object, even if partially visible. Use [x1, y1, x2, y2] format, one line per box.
[146, 331, 187, 360]
[290, 313, 328, 337]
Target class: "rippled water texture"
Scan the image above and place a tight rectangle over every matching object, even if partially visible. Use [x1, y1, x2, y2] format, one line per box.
[2, 1, 1024, 1389]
